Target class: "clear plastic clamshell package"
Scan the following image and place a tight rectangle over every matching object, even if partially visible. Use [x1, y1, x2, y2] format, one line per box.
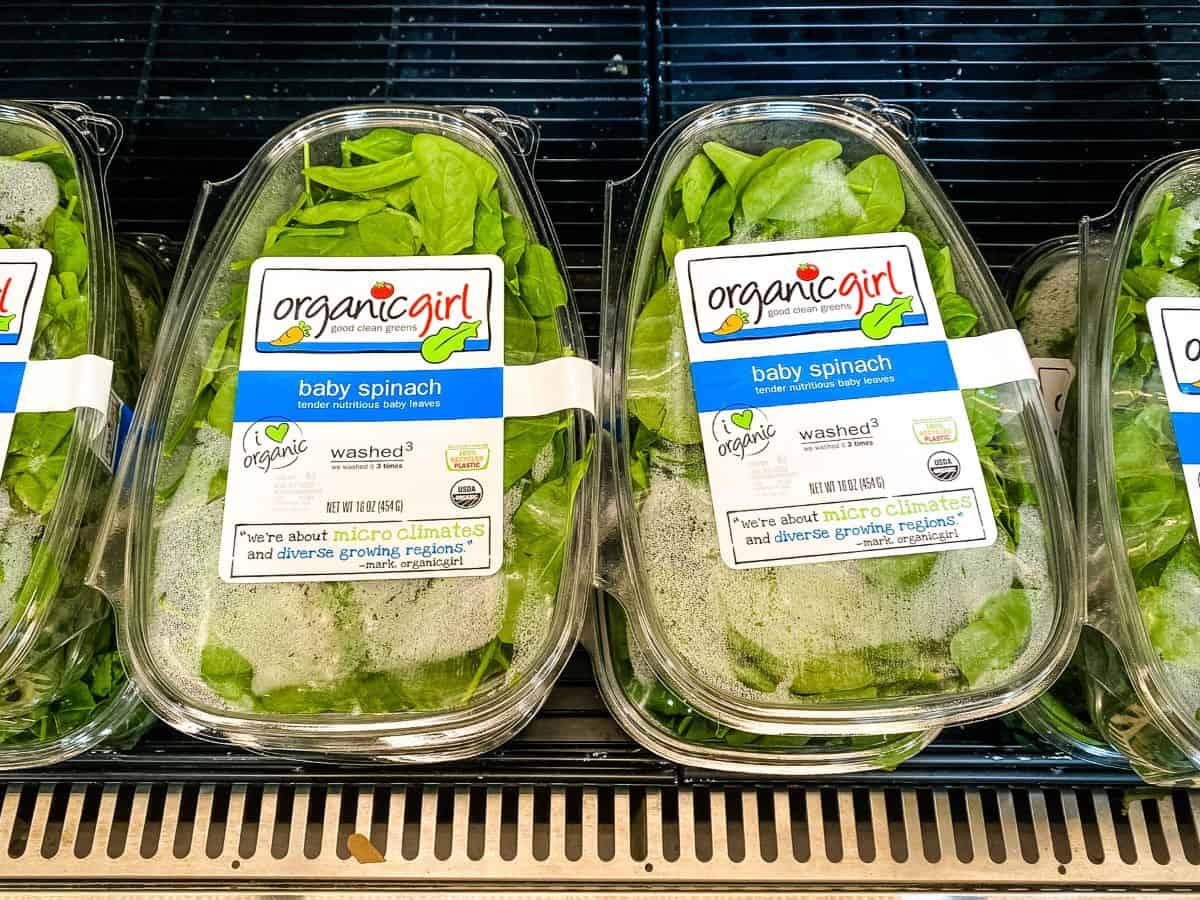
[598, 96, 1081, 747]
[0, 102, 158, 768]
[90, 105, 598, 761]
[1002, 236, 1126, 769]
[1079, 150, 1200, 784]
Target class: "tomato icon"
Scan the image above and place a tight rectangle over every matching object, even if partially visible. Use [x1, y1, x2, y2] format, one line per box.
[796, 263, 819, 282]
[370, 280, 394, 300]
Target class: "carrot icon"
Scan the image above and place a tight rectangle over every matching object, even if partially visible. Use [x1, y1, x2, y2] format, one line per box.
[269, 321, 311, 347]
[711, 309, 749, 336]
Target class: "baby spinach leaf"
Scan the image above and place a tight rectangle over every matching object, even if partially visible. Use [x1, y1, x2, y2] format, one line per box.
[790, 650, 876, 697]
[939, 292, 979, 338]
[500, 447, 592, 643]
[1140, 192, 1200, 269]
[200, 644, 255, 702]
[697, 182, 735, 247]
[473, 190, 505, 255]
[304, 155, 421, 193]
[504, 414, 564, 489]
[518, 243, 567, 316]
[726, 625, 788, 692]
[504, 292, 538, 365]
[411, 150, 477, 255]
[950, 589, 1031, 686]
[860, 553, 937, 593]
[847, 154, 905, 234]
[626, 286, 702, 445]
[501, 214, 528, 279]
[677, 153, 718, 224]
[294, 199, 386, 225]
[740, 138, 844, 225]
[702, 141, 759, 192]
[411, 132, 498, 196]
[358, 208, 422, 256]
[341, 128, 414, 163]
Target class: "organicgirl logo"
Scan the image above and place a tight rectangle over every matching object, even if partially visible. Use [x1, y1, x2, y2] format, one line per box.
[712, 406, 775, 459]
[680, 239, 930, 343]
[241, 419, 308, 473]
[251, 260, 496, 357]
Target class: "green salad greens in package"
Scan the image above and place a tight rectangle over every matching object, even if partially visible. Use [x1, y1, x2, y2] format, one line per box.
[93, 107, 595, 761]
[590, 594, 938, 772]
[600, 97, 1079, 742]
[1002, 237, 1126, 768]
[0, 102, 157, 768]
[1080, 152, 1200, 784]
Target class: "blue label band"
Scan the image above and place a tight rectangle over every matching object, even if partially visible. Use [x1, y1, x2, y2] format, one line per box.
[1172, 411, 1200, 465]
[689, 340, 959, 413]
[233, 368, 503, 423]
[0, 361, 25, 413]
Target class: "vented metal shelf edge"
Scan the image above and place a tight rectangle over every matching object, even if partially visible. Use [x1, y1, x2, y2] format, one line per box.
[4, 781, 1200, 889]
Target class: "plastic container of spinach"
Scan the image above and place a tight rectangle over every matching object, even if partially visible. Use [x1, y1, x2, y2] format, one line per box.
[0, 102, 149, 746]
[599, 96, 1080, 739]
[90, 106, 596, 761]
[588, 593, 939, 773]
[1078, 151, 1200, 784]
[0, 232, 172, 769]
[1000, 237, 1126, 769]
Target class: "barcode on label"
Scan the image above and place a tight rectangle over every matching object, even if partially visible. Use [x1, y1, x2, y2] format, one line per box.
[809, 475, 886, 496]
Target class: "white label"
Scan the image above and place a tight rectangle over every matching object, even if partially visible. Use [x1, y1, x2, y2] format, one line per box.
[1030, 357, 1075, 434]
[1145, 298, 1200, 534]
[219, 256, 506, 583]
[676, 233, 1006, 570]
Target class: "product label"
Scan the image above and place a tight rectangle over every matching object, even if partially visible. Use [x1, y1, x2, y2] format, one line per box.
[1030, 357, 1075, 434]
[676, 233, 1034, 570]
[1145, 298, 1200, 534]
[219, 256, 507, 583]
[0, 250, 114, 471]
[95, 390, 134, 471]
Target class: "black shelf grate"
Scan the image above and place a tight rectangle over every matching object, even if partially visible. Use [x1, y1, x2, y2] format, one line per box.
[657, 0, 1200, 275]
[1, 0, 1196, 784]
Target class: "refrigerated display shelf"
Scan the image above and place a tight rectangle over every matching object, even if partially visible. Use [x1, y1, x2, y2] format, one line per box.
[3, 0, 1200, 891]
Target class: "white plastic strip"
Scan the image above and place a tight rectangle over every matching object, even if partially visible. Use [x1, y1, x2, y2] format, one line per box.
[948, 329, 1038, 390]
[504, 356, 598, 418]
[16, 355, 113, 414]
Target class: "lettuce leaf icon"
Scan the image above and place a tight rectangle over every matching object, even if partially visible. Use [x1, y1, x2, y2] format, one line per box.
[420, 320, 481, 364]
[859, 295, 913, 340]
